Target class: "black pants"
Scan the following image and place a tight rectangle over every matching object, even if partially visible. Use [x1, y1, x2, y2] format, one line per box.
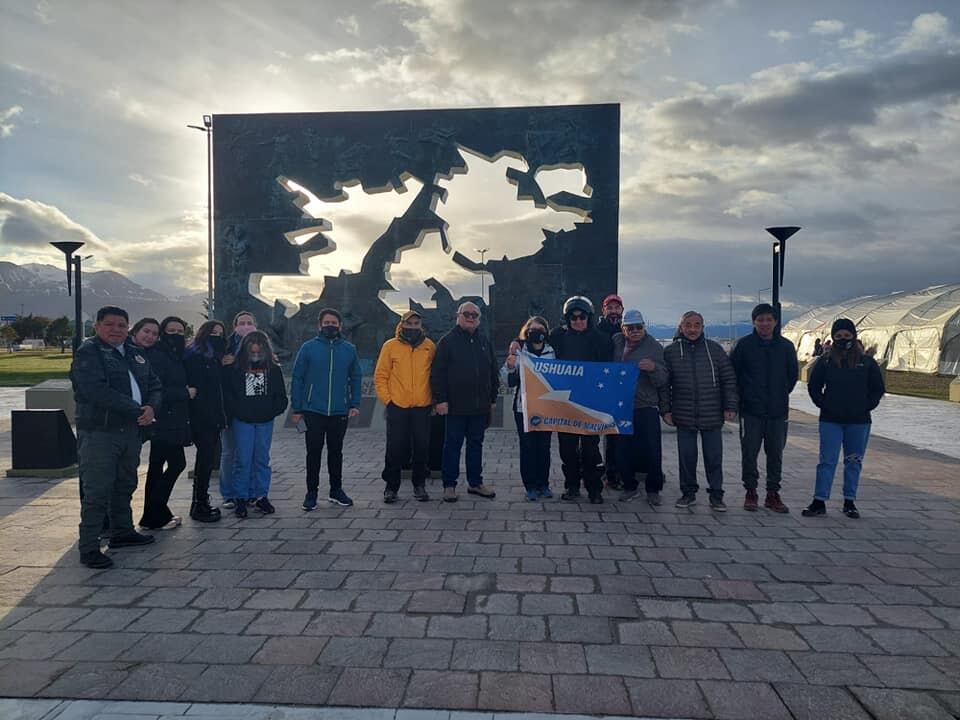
[139, 440, 186, 528]
[558, 432, 602, 497]
[618, 407, 665, 494]
[383, 405, 431, 491]
[304, 412, 349, 493]
[740, 414, 788, 492]
[677, 427, 724, 499]
[77, 427, 141, 555]
[514, 411, 551, 491]
[604, 435, 620, 483]
[192, 427, 220, 501]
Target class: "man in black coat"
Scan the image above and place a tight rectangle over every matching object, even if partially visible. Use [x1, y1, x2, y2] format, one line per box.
[430, 302, 500, 503]
[730, 303, 799, 513]
[549, 296, 614, 504]
[70, 306, 163, 568]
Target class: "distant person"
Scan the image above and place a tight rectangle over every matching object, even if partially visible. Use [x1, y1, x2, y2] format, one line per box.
[612, 310, 668, 505]
[812, 338, 823, 357]
[596, 294, 624, 491]
[290, 308, 362, 510]
[223, 331, 288, 518]
[663, 310, 738, 511]
[549, 296, 614, 504]
[802, 318, 885, 519]
[374, 310, 436, 504]
[183, 320, 226, 522]
[822, 338, 832, 355]
[219, 310, 259, 509]
[138, 316, 194, 530]
[730, 303, 799, 514]
[430, 301, 500, 502]
[502, 316, 556, 501]
[70, 306, 162, 569]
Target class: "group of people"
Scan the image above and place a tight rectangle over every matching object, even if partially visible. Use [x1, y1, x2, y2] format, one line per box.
[70, 295, 885, 570]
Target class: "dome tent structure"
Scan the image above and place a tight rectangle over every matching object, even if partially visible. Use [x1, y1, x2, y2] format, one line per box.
[782, 284, 960, 375]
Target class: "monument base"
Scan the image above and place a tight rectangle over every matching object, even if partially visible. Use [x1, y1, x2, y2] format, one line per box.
[950, 376, 960, 403]
[6, 465, 78, 479]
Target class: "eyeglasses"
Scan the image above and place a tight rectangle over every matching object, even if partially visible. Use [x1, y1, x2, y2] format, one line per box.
[625, 325, 644, 332]
[570, 313, 588, 321]
[460, 311, 480, 319]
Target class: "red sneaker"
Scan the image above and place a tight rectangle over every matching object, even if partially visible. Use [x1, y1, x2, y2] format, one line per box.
[744, 489, 759, 511]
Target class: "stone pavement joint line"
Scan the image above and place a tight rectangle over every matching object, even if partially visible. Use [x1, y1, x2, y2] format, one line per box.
[1, 408, 959, 719]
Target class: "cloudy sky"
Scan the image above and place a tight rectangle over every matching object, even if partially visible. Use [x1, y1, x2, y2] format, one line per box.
[1, 0, 959, 328]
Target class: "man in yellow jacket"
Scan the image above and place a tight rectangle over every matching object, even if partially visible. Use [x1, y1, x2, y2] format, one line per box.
[374, 310, 436, 503]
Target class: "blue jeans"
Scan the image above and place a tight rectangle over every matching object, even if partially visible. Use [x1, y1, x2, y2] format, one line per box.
[219, 424, 236, 500]
[232, 420, 274, 499]
[815, 422, 870, 501]
[442, 414, 486, 488]
[514, 411, 551, 491]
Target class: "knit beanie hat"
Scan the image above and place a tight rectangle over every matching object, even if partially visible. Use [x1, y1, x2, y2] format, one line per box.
[831, 318, 857, 339]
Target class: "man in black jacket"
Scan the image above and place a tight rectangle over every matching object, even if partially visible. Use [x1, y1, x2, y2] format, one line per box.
[730, 304, 799, 513]
[70, 306, 163, 568]
[549, 296, 614, 503]
[430, 302, 500, 502]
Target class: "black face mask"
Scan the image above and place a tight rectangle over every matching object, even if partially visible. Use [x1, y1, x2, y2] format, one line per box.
[400, 328, 422, 343]
[163, 333, 186, 355]
[838, 338, 856, 351]
[526, 329, 546, 344]
[209, 336, 226, 355]
[320, 326, 340, 340]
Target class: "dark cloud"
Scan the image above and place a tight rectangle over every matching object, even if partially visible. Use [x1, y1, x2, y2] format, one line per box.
[0, 192, 107, 251]
[654, 50, 960, 150]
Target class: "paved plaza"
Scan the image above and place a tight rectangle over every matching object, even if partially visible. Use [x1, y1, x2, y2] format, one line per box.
[1, 396, 960, 719]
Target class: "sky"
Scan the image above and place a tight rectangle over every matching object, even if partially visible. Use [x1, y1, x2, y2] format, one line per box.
[1, 0, 959, 329]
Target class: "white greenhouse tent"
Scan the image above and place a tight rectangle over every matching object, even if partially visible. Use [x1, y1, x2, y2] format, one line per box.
[782, 284, 960, 375]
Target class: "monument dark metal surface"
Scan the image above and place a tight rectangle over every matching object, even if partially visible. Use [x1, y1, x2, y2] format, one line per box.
[213, 104, 619, 359]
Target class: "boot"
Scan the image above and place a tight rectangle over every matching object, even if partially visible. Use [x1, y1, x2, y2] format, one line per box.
[190, 491, 222, 523]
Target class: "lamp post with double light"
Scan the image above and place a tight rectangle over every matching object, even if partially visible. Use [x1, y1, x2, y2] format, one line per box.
[474, 247, 489, 302]
[187, 115, 214, 317]
[50, 241, 90, 354]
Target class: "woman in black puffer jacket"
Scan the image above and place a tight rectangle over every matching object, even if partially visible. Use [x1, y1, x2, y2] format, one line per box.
[183, 320, 227, 523]
[139, 316, 193, 530]
[663, 311, 738, 511]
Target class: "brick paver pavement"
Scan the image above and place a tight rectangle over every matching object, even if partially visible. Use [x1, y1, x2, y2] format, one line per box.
[1, 409, 959, 719]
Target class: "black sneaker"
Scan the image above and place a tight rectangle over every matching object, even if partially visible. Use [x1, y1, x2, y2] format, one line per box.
[561, 490, 582, 502]
[80, 550, 113, 569]
[108, 532, 155, 549]
[329, 489, 354, 507]
[235, 499, 248, 519]
[589, 494, 604, 504]
[413, 485, 430, 502]
[606, 478, 623, 491]
[801, 499, 826, 517]
[709, 496, 727, 512]
[647, 492, 662, 506]
[384, 489, 399, 504]
[675, 494, 697, 508]
[254, 497, 276, 514]
[302, 491, 318, 511]
[843, 500, 860, 519]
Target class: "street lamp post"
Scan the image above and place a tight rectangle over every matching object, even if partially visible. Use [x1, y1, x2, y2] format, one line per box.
[188, 115, 214, 317]
[727, 284, 734, 346]
[764, 226, 801, 330]
[50, 241, 86, 353]
[474, 247, 489, 302]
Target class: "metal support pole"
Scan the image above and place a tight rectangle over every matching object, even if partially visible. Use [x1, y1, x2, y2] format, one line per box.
[771, 242, 781, 329]
[728, 284, 733, 345]
[206, 127, 214, 317]
[73, 258, 83, 353]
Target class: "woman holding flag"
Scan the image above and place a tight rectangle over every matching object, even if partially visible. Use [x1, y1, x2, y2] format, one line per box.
[502, 316, 556, 501]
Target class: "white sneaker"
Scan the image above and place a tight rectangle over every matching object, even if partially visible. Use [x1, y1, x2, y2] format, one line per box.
[160, 516, 182, 530]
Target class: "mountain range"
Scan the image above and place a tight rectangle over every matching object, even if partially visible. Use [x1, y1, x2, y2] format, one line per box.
[0, 262, 206, 326]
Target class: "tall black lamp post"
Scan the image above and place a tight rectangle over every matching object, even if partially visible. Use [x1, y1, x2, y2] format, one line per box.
[188, 115, 214, 317]
[50, 241, 86, 353]
[764, 226, 801, 330]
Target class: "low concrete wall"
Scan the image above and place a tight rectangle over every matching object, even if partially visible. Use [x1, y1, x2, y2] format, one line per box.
[25, 379, 75, 424]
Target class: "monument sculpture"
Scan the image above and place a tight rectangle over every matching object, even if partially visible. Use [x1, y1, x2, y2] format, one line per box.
[213, 104, 619, 362]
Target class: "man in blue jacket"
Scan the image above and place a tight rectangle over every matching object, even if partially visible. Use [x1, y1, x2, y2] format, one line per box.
[290, 308, 362, 509]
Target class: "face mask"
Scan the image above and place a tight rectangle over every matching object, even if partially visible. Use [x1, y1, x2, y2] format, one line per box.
[249, 353, 266, 366]
[209, 336, 226, 355]
[164, 333, 186, 354]
[838, 338, 856, 351]
[400, 328, 422, 342]
[526, 329, 546, 344]
[320, 326, 340, 339]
